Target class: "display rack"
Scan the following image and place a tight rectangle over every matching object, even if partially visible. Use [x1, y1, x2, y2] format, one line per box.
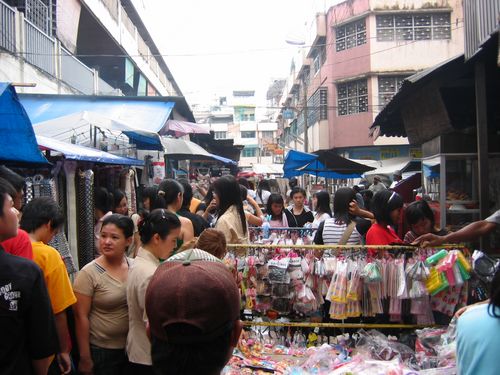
[227, 242, 465, 332]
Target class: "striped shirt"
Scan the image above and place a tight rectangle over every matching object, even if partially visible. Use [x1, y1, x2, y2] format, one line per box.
[316, 218, 362, 245]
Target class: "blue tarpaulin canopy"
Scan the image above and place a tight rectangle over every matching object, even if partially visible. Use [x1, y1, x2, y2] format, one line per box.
[0, 83, 48, 164]
[284, 150, 373, 179]
[37, 135, 144, 166]
[19, 94, 177, 150]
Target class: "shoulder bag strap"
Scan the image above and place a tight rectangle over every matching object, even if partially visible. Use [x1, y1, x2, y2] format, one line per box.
[338, 221, 356, 245]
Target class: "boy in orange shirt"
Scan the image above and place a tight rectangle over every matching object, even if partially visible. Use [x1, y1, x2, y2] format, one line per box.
[20, 197, 77, 374]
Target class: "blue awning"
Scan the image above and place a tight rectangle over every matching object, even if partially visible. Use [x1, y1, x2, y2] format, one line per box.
[19, 94, 176, 134]
[0, 83, 48, 164]
[283, 150, 366, 179]
[37, 135, 144, 166]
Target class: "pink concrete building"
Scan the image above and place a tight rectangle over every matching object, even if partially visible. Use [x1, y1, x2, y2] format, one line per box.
[279, 0, 464, 160]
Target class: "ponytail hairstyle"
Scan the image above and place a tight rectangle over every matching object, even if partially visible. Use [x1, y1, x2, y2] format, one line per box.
[151, 179, 184, 210]
[139, 208, 181, 245]
[95, 187, 113, 215]
[213, 175, 247, 235]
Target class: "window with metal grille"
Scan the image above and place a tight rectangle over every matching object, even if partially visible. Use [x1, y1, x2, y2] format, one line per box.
[25, 0, 51, 35]
[261, 131, 274, 139]
[241, 147, 257, 157]
[306, 87, 328, 125]
[336, 18, 366, 51]
[337, 79, 368, 116]
[378, 76, 408, 108]
[214, 131, 227, 139]
[376, 13, 451, 41]
[241, 131, 256, 138]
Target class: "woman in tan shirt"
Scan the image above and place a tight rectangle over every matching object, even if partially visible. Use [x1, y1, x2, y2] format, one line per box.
[126, 209, 181, 374]
[73, 214, 134, 375]
[213, 175, 248, 244]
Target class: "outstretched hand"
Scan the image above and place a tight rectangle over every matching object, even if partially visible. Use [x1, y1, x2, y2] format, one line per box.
[411, 233, 445, 247]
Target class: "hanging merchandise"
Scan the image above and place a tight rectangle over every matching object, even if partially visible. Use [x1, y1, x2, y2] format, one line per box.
[77, 169, 95, 268]
[24, 170, 77, 275]
[152, 160, 165, 184]
[64, 161, 79, 270]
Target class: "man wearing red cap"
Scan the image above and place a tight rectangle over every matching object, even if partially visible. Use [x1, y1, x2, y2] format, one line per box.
[145, 250, 242, 375]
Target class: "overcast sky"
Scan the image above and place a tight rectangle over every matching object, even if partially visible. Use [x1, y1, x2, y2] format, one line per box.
[133, 0, 339, 106]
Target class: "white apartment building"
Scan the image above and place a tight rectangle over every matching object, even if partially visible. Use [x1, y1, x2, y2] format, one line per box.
[0, 0, 181, 96]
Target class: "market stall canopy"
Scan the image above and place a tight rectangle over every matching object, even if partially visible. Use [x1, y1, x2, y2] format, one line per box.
[252, 163, 284, 175]
[314, 149, 377, 175]
[284, 150, 375, 179]
[364, 157, 421, 177]
[18, 93, 195, 136]
[165, 120, 210, 136]
[36, 135, 144, 166]
[32, 111, 163, 150]
[162, 137, 235, 164]
[0, 83, 48, 164]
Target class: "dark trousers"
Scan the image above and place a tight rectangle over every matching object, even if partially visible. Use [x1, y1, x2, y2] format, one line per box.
[90, 345, 127, 375]
[125, 362, 155, 375]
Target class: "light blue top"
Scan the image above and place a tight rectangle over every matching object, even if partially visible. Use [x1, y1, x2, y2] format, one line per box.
[457, 303, 500, 375]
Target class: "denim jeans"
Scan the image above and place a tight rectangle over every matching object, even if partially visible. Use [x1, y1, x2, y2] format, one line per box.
[90, 345, 127, 375]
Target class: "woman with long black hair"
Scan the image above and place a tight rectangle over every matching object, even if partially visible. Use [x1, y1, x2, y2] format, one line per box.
[314, 187, 370, 245]
[311, 190, 332, 228]
[213, 176, 248, 244]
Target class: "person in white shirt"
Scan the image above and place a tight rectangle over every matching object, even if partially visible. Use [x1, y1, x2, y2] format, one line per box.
[390, 170, 402, 189]
[369, 175, 387, 195]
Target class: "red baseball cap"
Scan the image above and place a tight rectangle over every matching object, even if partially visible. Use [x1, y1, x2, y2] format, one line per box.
[145, 254, 240, 344]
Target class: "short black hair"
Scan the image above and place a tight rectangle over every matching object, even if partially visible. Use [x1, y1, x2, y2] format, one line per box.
[151, 326, 233, 375]
[143, 185, 159, 204]
[290, 186, 306, 199]
[139, 208, 181, 244]
[0, 178, 16, 217]
[405, 200, 436, 228]
[178, 179, 193, 209]
[95, 187, 113, 214]
[371, 190, 403, 225]
[101, 214, 134, 238]
[0, 166, 24, 192]
[20, 197, 64, 233]
[113, 189, 126, 212]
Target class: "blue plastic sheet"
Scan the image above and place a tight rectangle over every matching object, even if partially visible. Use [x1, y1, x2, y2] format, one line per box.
[0, 83, 48, 164]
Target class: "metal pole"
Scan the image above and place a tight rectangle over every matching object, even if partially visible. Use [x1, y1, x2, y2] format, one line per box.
[303, 82, 308, 153]
[475, 61, 489, 250]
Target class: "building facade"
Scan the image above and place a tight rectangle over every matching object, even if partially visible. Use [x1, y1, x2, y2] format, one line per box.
[194, 91, 280, 169]
[0, 0, 181, 96]
[279, 0, 464, 160]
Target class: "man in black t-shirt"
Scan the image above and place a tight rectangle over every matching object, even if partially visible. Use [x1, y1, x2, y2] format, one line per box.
[0, 178, 58, 374]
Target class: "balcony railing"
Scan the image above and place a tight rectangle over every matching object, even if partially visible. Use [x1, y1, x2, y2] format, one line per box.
[24, 18, 55, 76]
[0, 0, 16, 52]
[1, 0, 121, 95]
